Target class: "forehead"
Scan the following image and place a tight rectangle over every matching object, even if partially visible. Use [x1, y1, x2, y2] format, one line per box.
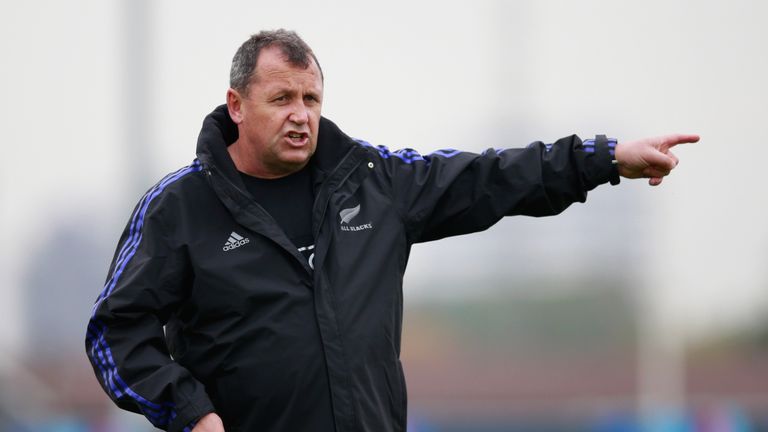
[251, 46, 322, 90]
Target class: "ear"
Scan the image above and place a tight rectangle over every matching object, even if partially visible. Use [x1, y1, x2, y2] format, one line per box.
[226, 88, 244, 124]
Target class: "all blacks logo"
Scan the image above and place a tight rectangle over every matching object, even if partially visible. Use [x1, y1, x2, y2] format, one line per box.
[339, 204, 373, 232]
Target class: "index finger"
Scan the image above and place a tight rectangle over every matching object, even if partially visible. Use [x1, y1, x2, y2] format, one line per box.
[662, 134, 700, 149]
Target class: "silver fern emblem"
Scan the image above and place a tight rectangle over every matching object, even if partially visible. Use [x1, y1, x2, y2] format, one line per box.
[339, 204, 361, 224]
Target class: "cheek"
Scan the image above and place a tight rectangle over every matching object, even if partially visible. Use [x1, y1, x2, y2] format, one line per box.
[310, 112, 321, 131]
[262, 117, 285, 140]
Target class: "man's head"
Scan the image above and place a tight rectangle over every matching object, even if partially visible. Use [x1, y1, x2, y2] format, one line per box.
[226, 30, 324, 179]
[229, 29, 323, 94]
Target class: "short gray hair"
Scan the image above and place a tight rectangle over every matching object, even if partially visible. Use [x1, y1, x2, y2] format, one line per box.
[230, 29, 323, 94]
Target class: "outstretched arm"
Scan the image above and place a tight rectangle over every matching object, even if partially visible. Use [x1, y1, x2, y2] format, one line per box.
[362, 134, 617, 243]
[615, 134, 700, 186]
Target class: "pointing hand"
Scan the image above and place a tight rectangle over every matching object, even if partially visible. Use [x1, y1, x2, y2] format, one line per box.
[614, 134, 700, 186]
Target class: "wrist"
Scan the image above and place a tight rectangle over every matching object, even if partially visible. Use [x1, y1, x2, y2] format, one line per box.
[596, 135, 620, 185]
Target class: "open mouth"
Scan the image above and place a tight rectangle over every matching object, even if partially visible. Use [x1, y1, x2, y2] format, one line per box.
[286, 132, 309, 145]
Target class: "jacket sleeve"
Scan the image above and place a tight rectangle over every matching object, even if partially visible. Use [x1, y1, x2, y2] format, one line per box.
[365, 134, 618, 244]
[86, 172, 214, 432]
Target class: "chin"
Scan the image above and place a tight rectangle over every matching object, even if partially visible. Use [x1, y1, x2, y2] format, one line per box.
[277, 156, 311, 173]
[283, 149, 314, 165]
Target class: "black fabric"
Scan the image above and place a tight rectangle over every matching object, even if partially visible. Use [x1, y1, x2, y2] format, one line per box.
[86, 104, 617, 432]
[239, 167, 314, 260]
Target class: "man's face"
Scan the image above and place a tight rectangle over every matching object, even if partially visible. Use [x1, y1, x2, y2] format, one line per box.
[228, 45, 323, 178]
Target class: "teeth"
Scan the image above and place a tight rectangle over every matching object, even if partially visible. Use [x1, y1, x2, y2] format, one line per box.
[289, 133, 302, 138]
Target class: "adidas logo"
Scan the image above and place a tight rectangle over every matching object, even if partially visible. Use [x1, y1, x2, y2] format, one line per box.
[222, 231, 250, 251]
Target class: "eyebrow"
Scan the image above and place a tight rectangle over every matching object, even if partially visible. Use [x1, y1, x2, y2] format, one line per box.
[267, 85, 322, 97]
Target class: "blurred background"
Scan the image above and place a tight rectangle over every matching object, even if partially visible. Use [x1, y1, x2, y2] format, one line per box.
[2, 0, 767, 430]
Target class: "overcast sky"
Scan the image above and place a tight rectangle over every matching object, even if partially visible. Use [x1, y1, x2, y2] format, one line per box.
[2, 0, 767, 356]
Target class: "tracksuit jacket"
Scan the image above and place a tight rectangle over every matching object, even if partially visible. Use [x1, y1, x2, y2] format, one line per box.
[86, 104, 619, 432]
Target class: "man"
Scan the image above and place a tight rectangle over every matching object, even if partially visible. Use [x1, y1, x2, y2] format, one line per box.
[86, 29, 698, 432]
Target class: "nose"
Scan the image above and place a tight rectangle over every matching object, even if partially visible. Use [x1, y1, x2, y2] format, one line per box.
[289, 101, 309, 125]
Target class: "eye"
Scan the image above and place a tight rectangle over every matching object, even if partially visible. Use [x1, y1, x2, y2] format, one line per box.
[271, 95, 290, 104]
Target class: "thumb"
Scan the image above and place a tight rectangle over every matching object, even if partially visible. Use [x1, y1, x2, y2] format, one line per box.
[644, 148, 677, 171]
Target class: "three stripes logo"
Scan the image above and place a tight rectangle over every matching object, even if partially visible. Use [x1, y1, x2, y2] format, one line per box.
[222, 231, 250, 251]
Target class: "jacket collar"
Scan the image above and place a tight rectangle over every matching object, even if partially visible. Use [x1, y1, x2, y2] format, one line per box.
[195, 104, 359, 186]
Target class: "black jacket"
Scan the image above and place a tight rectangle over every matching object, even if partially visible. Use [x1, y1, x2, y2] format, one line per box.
[86, 105, 617, 432]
